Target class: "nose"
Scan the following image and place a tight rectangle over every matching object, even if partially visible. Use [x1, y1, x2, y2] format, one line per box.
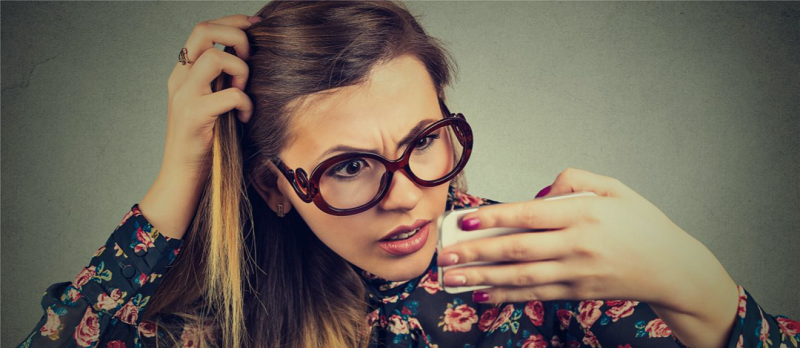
[378, 168, 422, 212]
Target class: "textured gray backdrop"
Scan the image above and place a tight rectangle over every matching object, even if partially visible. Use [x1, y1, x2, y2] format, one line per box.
[2, 1, 798, 346]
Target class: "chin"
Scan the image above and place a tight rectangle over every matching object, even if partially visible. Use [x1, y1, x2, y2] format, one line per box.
[371, 242, 437, 281]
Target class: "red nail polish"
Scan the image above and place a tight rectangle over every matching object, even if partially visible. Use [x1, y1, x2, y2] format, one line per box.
[461, 218, 480, 231]
[473, 290, 490, 302]
[535, 185, 552, 198]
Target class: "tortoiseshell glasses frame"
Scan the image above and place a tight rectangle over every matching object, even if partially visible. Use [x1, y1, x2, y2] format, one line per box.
[270, 97, 473, 216]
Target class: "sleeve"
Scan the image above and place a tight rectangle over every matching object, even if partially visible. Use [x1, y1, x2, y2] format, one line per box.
[549, 285, 799, 348]
[15, 204, 184, 348]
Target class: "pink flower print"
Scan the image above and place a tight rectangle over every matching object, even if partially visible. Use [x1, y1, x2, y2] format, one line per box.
[418, 270, 442, 294]
[93, 245, 106, 257]
[60, 286, 83, 305]
[478, 307, 499, 332]
[576, 300, 603, 330]
[582, 330, 600, 348]
[453, 189, 485, 207]
[39, 306, 64, 340]
[521, 333, 548, 348]
[388, 315, 410, 335]
[644, 318, 673, 338]
[106, 341, 126, 348]
[138, 320, 157, 338]
[95, 288, 125, 311]
[73, 307, 100, 347]
[737, 285, 748, 319]
[366, 309, 380, 327]
[72, 266, 96, 289]
[776, 317, 799, 337]
[758, 310, 771, 344]
[735, 335, 744, 348]
[490, 304, 515, 332]
[557, 309, 573, 330]
[119, 209, 136, 227]
[441, 303, 478, 332]
[524, 301, 545, 326]
[134, 226, 155, 254]
[605, 300, 638, 322]
[114, 301, 140, 325]
[566, 340, 581, 348]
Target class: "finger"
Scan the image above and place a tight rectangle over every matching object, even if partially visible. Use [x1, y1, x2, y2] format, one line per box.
[472, 283, 576, 304]
[456, 195, 595, 233]
[438, 229, 570, 265]
[544, 167, 633, 199]
[184, 48, 250, 92]
[194, 87, 254, 124]
[183, 20, 253, 64]
[442, 259, 568, 288]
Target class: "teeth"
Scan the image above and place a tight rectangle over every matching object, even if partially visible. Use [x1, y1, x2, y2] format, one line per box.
[388, 228, 420, 241]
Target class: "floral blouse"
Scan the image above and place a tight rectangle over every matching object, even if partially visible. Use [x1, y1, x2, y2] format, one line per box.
[15, 186, 799, 348]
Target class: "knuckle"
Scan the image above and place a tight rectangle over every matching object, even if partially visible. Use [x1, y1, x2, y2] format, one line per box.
[513, 272, 534, 287]
[504, 243, 530, 261]
[192, 21, 211, 34]
[517, 204, 537, 226]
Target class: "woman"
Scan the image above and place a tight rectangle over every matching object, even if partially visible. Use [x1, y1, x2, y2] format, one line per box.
[16, 1, 797, 348]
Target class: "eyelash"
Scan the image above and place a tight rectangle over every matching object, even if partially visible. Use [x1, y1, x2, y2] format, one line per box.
[326, 133, 441, 181]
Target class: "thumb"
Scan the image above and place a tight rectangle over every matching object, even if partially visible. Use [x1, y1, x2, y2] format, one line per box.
[537, 167, 633, 199]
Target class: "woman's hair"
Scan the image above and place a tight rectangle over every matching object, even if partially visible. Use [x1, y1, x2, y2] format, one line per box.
[142, 1, 465, 347]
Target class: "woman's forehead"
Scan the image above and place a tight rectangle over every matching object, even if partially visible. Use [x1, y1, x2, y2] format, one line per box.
[282, 55, 440, 166]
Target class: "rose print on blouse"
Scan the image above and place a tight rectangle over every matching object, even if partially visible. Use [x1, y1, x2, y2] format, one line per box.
[94, 288, 127, 312]
[73, 307, 100, 347]
[524, 301, 545, 326]
[418, 269, 441, 295]
[438, 298, 478, 332]
[113, 293, 150, 325]
[39, 305, 65, 340]
[106, 340, 126, 348]
[604, 300, 638, 322]
[485, 303, 523, 335]
[137, 320, 158, 338]
[776, 316, 800, 347]
[59, 284, 83, 305]
[576, 300, 604, 330]
[520, 332, 548, 348]
[634, 318, 673, 338]
[130, 221, 156, 255]
[757, 309, 773, 348]
[453, 189, 485, 207]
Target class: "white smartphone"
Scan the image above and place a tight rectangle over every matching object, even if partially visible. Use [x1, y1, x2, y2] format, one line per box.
[437, 191, 598, 294]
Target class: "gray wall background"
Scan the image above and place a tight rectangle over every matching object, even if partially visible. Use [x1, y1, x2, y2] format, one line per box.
[2, 1, 798, 346]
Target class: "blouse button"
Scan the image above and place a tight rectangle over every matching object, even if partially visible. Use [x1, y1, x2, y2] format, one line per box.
[134, 248, 147, 257]
[120, 264, 136, 278]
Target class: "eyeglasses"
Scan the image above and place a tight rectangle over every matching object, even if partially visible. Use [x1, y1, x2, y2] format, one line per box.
[270, 97, 473, 216]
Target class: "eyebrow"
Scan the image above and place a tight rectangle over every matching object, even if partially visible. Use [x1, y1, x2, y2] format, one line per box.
[313, 118, 439, 165]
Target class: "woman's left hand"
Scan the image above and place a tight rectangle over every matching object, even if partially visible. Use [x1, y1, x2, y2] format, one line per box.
[438, 167, 714, 308]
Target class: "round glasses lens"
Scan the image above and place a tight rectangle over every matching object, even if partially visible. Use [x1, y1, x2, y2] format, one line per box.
[318, 157, 387, 210]
[316, 122, 467, 211]
[409, 122, 464, 182]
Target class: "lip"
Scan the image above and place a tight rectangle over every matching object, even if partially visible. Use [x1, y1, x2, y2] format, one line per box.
[377, 221, 431, 256]
[380, 219, 431, 241]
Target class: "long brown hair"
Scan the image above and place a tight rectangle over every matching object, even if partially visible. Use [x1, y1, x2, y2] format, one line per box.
[142, 1, 465, 347]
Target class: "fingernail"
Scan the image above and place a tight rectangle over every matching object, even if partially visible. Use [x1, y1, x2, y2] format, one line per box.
[438, 253, 459, 266]
[248, 16, 263, 24]
[535, 185, 552, 198]
[443, 273, 467, 286]
[461, 218, 480, 231]
[473, 290, 490, 302]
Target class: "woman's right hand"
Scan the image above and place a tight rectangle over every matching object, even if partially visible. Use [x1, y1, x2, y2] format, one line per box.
[139, 14, 261, 240]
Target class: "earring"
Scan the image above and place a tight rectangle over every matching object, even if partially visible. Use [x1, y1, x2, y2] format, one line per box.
[277, 204, 285, 218]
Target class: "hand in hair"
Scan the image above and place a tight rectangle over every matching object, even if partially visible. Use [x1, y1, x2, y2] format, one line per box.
[139, 14, 261, 239]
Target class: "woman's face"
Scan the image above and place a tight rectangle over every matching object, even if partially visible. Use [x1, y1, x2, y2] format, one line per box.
[259, 54, 452, 281]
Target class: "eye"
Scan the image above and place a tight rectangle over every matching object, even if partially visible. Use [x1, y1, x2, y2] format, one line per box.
[414, 133, 440, 151]
[328, 159, 370, 179]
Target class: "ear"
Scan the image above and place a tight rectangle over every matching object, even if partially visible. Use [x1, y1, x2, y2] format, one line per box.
[249, 165, 293, 216]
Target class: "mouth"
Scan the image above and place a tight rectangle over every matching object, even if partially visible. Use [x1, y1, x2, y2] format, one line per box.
[377, 219, 432, 256]
[380, 219, 431, 241]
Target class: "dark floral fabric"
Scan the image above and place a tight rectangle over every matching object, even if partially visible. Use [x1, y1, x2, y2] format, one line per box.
[16, 186, 799, 348]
